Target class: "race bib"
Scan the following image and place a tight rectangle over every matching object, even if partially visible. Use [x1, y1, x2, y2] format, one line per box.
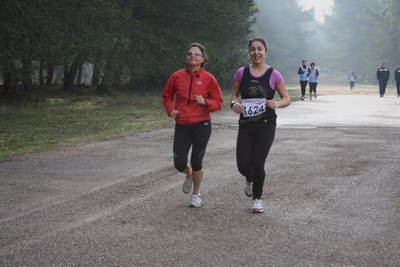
[242, 98, 266, 117]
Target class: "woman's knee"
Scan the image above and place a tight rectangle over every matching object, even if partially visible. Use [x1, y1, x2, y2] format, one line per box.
[237, 163, 251, 177]
[174, 159, 187, 172]
[252, 165, 265, 177]
[191, 160, 203, 171]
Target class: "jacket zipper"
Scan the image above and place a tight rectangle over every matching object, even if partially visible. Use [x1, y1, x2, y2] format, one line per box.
[188, 74, 193, 104]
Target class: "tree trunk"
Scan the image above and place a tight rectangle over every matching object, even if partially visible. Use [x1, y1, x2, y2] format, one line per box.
[92, 63, 100, 86]
[45, 64, 54, 85]
[63, 61, 82, 90]
[22, 77, 35, 91]
[63, 66, 68, 88]
[22, 61, 35, 91]
[96, 68, 114, 93]
[76, 62, 84, 84]
[3, 69, 17, 94]
[39, 61, 44, 86]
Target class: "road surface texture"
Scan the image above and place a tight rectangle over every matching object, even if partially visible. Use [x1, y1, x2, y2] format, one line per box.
[1, 86, 399, 266]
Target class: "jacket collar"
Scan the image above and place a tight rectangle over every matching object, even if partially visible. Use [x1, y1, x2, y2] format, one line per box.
[186, 66, 203, 76]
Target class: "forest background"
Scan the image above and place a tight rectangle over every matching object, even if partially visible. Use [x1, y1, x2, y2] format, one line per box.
[0, 0, 399, 159]
[1, 0, 400, 93]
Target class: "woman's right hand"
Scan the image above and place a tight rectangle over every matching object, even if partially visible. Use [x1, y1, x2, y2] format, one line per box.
[170, 109, 179, 119]
[232, 103, 244, 114]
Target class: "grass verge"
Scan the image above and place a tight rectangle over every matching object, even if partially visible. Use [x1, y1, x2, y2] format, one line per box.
[0, 87, 300, 160]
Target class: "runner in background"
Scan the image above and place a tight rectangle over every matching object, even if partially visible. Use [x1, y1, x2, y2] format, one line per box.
[348, 71, 356, 90]
[308, 62, 319, 100]
[298, 59, 310, 101]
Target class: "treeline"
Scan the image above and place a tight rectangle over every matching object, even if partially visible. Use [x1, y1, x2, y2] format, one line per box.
[1, 0, 399, 95]
[314, 0, 400, 83]
[254, 0, 400, 84]
[0, 0, 258, 94]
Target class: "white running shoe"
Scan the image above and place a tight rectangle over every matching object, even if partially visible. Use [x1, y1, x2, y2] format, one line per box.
[190, 193, 202, 207]
[251, 199, 264, 213]
[182, 176, 192, 194]
[244, 182, 253, 197]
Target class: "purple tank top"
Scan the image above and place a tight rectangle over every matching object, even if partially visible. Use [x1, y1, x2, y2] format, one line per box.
[234, 66, 284, 89]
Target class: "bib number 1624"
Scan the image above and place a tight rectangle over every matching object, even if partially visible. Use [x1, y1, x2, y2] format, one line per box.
[242, 98, 266, 117]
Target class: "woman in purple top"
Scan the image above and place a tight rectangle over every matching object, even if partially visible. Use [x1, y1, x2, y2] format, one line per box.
[230, 37, 291, 213]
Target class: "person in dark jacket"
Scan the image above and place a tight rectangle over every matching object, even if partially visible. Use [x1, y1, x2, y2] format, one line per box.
[376, 61, 390, 97]
[394, 67, 400, 97]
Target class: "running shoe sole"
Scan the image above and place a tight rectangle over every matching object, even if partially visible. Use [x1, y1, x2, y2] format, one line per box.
[251, 199, 264, 213]
[251, 208, 264, 213]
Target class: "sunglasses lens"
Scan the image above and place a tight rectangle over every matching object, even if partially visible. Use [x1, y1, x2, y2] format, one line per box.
[187, 52, 203, 56]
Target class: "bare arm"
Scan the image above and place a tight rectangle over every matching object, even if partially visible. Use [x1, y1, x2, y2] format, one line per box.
[230, 79, 245, 114]
[266, 80, 290, 109]
[230, 79, 240, 102]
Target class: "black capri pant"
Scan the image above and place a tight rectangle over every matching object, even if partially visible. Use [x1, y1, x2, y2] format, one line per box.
[309, 82, 317, 93]
[173, 120, 211, 172]
[236, 123, 276, 199]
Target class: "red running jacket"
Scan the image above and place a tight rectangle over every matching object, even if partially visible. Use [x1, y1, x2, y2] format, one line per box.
[162, 67, 223, 125]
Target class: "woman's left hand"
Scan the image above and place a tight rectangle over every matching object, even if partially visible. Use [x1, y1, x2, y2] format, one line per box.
[266, 99, 279, 110]
[195, 95, 207, 106]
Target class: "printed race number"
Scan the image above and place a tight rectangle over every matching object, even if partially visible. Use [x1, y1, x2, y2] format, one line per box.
[242, 98, 266, 117]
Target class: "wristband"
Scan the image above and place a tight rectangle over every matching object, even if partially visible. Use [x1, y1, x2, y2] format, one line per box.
[230, 101, 237, 109]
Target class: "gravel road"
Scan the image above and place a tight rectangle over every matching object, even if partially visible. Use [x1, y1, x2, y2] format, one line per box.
[1, 87, 399, 266]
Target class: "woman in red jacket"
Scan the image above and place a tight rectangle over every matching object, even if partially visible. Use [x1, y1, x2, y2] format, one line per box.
[162, 43, 223, 208]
